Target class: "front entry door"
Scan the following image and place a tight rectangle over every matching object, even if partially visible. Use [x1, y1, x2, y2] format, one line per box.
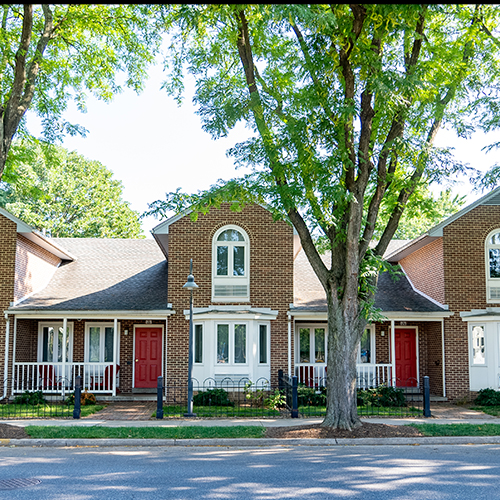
[134, 327, 162, 388]
[395, 328, 417, 387]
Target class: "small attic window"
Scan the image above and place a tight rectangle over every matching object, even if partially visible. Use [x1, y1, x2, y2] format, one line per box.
[486, 230, 500, 302]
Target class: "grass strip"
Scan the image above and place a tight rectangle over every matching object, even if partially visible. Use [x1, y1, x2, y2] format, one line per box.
[0, 404, 104, 419]
[157, 405, 281, 418]
[471, 405, 500, 417]
[24, 425, 266, 440]
[408, 423, 500, 436]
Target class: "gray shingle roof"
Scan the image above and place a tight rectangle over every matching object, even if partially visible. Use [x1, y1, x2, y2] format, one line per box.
[12, 238, 169, 311]
[293, 248, 446, 313]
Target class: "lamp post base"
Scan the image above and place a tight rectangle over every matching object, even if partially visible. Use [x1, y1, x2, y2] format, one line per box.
[183, 412, 197, 418]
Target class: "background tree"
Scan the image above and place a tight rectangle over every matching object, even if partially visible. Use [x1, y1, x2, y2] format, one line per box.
[1, 139, 143, 238]
[148, 4, 500, 429]
[0, 4, 165, 181]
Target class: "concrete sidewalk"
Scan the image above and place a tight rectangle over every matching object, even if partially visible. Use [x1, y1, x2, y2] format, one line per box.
[3, 402, 500, 447]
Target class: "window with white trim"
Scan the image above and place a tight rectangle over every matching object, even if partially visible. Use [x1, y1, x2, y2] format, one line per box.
[357, 327, 375, 364]
[471, 324, 486, 365]
[298, 327, 326, 363]
[85, 323, 116, 363]
[486, 230, 500, 302]
[216, 323, 247, 364]
[38, 322, 73, 362]
[212, 226, 250, 301]
[194, 324, 203, 364]
[258, 324, 269, 364]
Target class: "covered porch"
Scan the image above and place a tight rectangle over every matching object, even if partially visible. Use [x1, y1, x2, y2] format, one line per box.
[3, 310, 174, 399]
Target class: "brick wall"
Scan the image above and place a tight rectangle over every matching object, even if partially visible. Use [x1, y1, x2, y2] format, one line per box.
[14, 235, 61, 303]
[399, 238, 445, 305]
[442, 204, 500, 400]
[0, 214, 17, 385]
[166, 204, 294, 387]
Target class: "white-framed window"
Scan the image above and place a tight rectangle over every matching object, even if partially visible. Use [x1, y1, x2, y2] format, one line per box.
[298, 326, 326, 363]
[38, 322, 73, 362]
[258, 324, 269, 365]
[216, 323, 248, 365]
[357, 326, 375, 364]
[84, 323, 118, 363]
[471, 324, 486, 365]
[486, 230, 500, 303]
[194, 323, 203, 364]
[212, 225, 250, 302]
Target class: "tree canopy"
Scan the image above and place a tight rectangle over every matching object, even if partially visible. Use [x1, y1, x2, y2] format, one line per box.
[1, 140, 143, 238]
[150, 4, 500, 429]
[0, 4, 165, 180]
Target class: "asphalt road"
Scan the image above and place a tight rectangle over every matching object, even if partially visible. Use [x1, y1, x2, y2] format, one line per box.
[1, 444, 500, 499]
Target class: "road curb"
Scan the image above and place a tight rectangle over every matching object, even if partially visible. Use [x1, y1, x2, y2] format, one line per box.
[3, 436, 500, 447]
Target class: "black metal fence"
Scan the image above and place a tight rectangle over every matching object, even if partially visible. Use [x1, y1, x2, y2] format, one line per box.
[0, 376, 81, 419]
[155, 372, 430, 420]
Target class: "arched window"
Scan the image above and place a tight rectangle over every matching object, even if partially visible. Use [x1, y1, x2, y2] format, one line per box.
[212, 226, 250, 301]
[486, 230, 500, 302]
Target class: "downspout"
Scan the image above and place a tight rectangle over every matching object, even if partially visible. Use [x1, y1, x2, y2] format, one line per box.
[11, 316, 17, 396]
[390, 319, 396, 387]
[113, 318, 118, 397]
[441, 318, 446, 399]
[3, 313, 10, 400]
[164, 316, 168, 396]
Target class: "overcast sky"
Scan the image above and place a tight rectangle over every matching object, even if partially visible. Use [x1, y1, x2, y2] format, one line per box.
[27, 60, 497, 238]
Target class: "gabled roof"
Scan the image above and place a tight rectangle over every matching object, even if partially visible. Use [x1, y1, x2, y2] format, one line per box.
[293, 247, 447, 314]
[386, 185, 500, 263]
[9, 238, 169, 312]
[0, 207, 75, 261]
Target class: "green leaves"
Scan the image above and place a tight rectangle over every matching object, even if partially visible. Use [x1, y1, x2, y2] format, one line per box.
[1, 140, 143, 238]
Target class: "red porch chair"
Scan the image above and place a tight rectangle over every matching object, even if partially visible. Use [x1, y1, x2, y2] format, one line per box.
[38, 365, 57, 391]
[91, 365, 120, 391]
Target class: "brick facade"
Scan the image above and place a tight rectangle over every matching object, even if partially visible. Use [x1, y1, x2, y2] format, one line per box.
[0, 214, 17, 386]
[400, 238, 445, 305]
[441, 205, 500, 400]
[165, 204, 294, 387]
[14, 234, 61, 303]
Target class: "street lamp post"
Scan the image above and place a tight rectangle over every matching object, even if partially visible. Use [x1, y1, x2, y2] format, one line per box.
[183, 258, 198, 417]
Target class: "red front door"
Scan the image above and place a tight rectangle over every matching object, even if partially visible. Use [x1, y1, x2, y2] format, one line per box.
[134, 327, 162, 388]
[395, 328, 417, 387]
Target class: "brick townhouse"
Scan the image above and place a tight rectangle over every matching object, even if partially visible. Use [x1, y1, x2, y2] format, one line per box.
[1, 187, 500, 402]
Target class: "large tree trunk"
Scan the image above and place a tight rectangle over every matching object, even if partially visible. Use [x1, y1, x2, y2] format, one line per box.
[320, 278, 367, 430]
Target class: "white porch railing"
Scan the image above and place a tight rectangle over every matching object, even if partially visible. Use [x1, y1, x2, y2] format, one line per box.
[296, 363, 394, 389]
[12, 362, 120, 395]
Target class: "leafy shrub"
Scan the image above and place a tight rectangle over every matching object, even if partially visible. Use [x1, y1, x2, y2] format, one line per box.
[65, 389, 97, 406]
[193, 388, 234, 407]
[475, 388, 500, 406]
[357, 386, 406, 407]
[297, 385, 327, 407]
[244, 382, 268, 407]
[13, 390, 46, 405]
[264, 389, 286, 410]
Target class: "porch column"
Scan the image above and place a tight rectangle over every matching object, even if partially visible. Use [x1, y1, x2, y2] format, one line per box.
[11, 317, 17, 395]
[3, 313, 10, 399]
[62, 317, 67, 397]
[390, 319, 396, 387]
[113, 318, 118, 397]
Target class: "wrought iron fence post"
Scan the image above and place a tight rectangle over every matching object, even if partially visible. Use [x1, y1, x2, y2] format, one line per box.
[73, 375, 81, 419]
[278, 369, 284, 392]
[291, 375, 299, 418]
[157, 376, 164, 419]
[423, 376, 431, 417]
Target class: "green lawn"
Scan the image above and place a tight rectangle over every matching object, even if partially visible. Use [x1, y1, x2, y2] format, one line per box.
[470, 405, 500, 417]
[25, 425, 266, 440]
[409, 423, 500, 436]
[156, 405, 281, 418]
[298, 405, 422, 418]
[0, 404, 104, 419]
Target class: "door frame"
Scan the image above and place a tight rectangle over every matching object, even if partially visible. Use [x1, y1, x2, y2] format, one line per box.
[394, 326, 419, 387]
[132, 324, 164, 389]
